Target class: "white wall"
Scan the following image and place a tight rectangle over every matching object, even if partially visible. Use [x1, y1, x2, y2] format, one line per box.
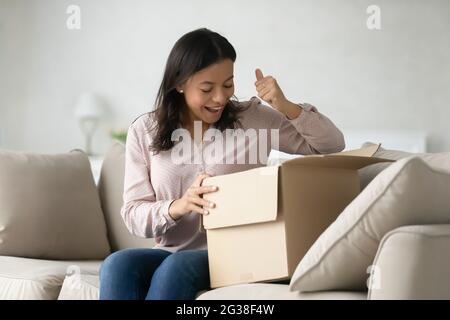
[1, 0, 449, 154]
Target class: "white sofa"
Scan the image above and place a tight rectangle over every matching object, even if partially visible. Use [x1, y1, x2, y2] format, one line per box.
[0, 142, 449, 300]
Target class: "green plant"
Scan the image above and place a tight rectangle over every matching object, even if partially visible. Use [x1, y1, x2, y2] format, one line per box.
[110, 129, 127, 143]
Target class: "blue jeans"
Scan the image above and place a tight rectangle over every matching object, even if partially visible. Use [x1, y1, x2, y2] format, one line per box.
[99, 248, 210, 300]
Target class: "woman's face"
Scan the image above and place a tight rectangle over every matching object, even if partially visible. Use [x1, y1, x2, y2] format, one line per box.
[178, 59, 235, 125]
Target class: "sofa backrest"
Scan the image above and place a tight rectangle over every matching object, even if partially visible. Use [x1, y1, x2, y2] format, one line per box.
[97, 141, 155, 251]
[101, 140, 434, 252]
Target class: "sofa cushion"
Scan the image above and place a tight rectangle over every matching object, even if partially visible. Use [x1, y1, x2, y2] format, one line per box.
[0, 149, 111, 259]
[359, 142, 450, 190]
[0, 256, 101, 300]
[368, 224, 450, 300]
[290, 156, 450, 292]
[98, 142, 155, 251]
[196, 283, 366, 300]
[58, 274, 100, 300]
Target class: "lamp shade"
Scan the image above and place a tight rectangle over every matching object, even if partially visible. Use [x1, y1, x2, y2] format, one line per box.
[74, 92, 103, 120]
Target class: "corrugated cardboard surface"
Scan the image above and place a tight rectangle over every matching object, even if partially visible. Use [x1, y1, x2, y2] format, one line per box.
[206, 220, 288, 288]
[280, 165, 360, 275]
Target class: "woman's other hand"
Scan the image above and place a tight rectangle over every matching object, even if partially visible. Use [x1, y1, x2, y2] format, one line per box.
[168, 173, 218, 220]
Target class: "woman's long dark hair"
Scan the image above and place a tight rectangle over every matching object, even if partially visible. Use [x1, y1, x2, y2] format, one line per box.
[148, 28, 244, 154]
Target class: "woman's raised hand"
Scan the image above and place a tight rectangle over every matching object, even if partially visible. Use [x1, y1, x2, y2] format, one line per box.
[254, 68, 288, 112]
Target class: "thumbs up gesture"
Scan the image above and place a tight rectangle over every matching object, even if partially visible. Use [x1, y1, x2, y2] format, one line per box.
[254, 68, 288, 112]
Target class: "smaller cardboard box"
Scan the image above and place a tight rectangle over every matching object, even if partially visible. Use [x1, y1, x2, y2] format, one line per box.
[202, 144, 394, 288]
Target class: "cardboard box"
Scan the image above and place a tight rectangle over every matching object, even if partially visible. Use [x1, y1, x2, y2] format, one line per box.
[201, 144, 394, 288]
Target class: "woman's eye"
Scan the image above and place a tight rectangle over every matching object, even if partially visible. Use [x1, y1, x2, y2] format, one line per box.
[201, 84, 233, 93]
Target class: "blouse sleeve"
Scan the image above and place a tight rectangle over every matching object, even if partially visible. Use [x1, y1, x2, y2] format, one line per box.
[119, 123, 177, 238]
[246, 97, 345, 155]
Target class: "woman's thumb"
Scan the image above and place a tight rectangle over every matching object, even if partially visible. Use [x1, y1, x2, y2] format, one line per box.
[255, 68, 264, 81]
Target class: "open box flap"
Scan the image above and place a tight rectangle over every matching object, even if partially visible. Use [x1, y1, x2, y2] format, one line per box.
[282, 155, 394, 170]
[202, 166, 279, 230]
[329, 143, 381, 156]
[282, 143, 394, 169]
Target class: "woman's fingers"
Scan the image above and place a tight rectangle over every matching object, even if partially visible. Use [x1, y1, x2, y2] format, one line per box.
[256, 78, 276, 96]
[195, 185, 218, 195]
[191, 186, 217, 207]
[257, 80, 276, 103]
[193, 173, 211, 187]
[255, 78, 269, 88]
[185, 173, 218, 216]
[257, 85, 272, 99]
[189, 203, 210, 215]
[188, 196, 215, 209]
[262, 87, 276, 101]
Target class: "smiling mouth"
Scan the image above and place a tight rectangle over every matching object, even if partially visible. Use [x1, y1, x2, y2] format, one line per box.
[204, 106, 223, 113]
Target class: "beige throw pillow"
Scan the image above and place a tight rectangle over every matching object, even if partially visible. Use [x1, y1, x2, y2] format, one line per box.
[290, 156, 450, 292]
[0, 149, 111, 259]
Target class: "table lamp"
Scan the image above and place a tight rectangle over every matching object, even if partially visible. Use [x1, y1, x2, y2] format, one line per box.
[74, 92, 103, 156]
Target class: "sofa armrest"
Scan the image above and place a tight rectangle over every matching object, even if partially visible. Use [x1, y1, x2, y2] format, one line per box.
[368, 224, 450, 300]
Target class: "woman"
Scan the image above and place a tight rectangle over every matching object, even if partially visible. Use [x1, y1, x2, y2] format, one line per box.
[99, 28, 345, 300]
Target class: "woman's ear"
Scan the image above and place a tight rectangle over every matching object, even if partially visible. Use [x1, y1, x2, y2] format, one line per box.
[177, 80, 188, 93]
